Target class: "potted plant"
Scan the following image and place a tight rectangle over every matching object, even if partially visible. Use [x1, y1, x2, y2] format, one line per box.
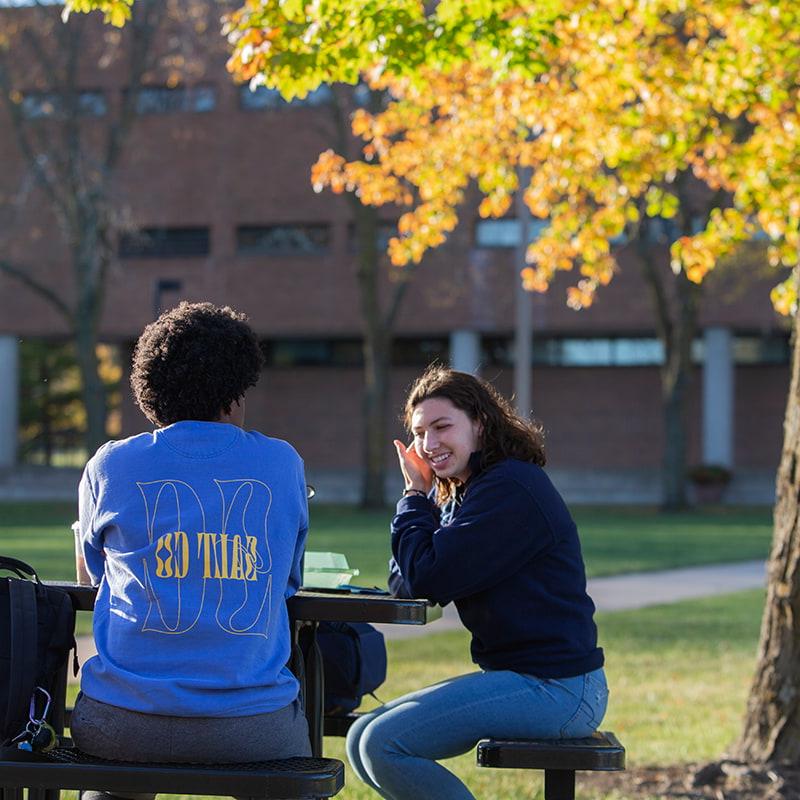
[687, 463, 733, 505]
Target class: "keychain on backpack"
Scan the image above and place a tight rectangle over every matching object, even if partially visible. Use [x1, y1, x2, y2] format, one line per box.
[12, 687, 58, 753]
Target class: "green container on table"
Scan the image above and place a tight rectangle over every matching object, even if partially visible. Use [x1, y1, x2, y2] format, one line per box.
[302, 551, 360, 589]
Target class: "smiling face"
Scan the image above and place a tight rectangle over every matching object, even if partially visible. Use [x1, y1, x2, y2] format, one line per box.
[410, 397, 482, 484]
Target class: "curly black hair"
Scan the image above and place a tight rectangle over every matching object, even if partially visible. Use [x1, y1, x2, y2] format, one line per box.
[131, 302, 264, 427]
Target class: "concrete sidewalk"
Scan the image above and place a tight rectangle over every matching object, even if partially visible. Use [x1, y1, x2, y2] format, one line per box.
[71, 559, 768, 677]
[375, 559, 768, 640]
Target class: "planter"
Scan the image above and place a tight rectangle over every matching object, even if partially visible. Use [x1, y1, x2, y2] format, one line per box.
[692, 481, 728, 505]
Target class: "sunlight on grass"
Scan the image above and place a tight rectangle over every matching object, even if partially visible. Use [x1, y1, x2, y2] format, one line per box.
[1, 501, 773, 589]
[4, 502, 766, 800]
[58, 590, 763, 800]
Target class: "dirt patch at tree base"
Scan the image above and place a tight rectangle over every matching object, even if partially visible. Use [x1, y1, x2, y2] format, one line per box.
[584, 761, 800, 800]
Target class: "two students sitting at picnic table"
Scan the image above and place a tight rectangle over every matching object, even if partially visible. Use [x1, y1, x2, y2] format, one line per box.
[74, 302, 606, 800]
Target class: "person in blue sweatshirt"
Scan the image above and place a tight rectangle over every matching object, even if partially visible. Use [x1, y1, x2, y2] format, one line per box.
[346, 366, 607, 800]
[71, 302, 310, 793]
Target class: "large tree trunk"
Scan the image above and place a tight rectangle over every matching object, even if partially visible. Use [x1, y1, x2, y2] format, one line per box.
[735, 297, 800, 763]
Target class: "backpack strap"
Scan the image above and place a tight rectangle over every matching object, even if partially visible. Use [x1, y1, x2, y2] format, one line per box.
[3, 578, 38, 743]
[0, 556, 38, 581]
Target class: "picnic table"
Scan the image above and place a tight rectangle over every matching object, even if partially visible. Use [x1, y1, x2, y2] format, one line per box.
[48, 582, 442, 756]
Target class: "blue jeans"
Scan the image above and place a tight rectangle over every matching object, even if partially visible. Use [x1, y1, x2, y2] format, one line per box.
[346, 667, 608, 800]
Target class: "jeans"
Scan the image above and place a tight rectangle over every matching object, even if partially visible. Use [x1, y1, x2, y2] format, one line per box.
[346, 667, 608, 800]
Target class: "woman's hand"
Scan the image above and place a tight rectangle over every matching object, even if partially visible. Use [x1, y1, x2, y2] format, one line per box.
[393, 440, 433, 494]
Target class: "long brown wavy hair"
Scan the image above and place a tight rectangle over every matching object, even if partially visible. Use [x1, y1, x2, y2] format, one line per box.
[404, 366, 546, 503]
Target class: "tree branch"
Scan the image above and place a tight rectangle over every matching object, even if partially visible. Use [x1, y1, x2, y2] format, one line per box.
[0, 260, 73, 323]
[635, 209, 674, 353]
[104, 0, 161, 171]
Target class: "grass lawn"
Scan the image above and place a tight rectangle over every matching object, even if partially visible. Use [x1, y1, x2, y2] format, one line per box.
[320, 590, 764, 799]
[0, 501, 773, 588]
[5, 502, 763, 798]
[58, 589, 764, 799]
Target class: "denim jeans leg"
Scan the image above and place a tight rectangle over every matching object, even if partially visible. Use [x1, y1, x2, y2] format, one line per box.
[346, 667, 608, 800]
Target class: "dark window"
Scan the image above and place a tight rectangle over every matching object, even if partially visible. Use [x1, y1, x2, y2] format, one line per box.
[237, 225, 330, 256]
[347, 221, 397, 253]
[119, 227, 210, 258]
[134, 86, 215, 114]
[239, 84, 333, 111]
[264, 339, 362, 368]
[392, 339, 448, 366]
[21, 90, 107, 119]
[261, 337, 448, 368]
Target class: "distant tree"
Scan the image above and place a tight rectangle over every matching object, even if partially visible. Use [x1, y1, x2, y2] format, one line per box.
[321, 85, 422, 507]
[18, 340, 84, 465]
[0, 0, 217, 455]
[18, 339, 121, 465]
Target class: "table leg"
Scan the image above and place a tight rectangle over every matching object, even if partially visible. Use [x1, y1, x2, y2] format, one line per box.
[296, 621, 324, 757]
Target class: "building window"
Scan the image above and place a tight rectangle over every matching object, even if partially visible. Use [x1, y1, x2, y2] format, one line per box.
[475, 218, 549, 249]
[262, 337, 448, 368]
[119, 227, 210, 258]
[485, 334, 791, 367]
[484, 336, 666, 367]
[236, 224, 331, 256]
[264, 339, 362, 368]
[239, 84, 333, 111]
[20, 90, 107, 119]
[392, 338, 448, 366]
[347, 221, 397, 253]
[134, 86, 215, 114]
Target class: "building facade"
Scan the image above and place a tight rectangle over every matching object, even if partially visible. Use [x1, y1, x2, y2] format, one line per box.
[0, 5, 789, 502]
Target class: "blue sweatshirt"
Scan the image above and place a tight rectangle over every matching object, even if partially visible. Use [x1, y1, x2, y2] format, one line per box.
[390, 455, 603, 678]
[78, 421, 308, 717]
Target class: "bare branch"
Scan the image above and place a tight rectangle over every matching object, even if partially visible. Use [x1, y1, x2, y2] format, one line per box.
[105, 0, 162, 171]
[0, 259, 73, 323]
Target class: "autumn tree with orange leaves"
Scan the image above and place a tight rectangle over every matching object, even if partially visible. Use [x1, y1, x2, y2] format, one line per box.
[307, 2, 800, 760]
[68, 0, 800, 766]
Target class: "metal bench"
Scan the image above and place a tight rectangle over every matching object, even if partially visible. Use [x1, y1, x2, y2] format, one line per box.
[477, 731, 625, 800]
[0, 745, 344, 800]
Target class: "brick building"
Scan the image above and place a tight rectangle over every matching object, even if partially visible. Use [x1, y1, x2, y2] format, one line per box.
[0, 5, 788, 502]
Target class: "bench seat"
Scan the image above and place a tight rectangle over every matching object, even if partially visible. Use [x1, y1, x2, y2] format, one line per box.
[477, 731, 625, 800]
[0, 745, 344, 799]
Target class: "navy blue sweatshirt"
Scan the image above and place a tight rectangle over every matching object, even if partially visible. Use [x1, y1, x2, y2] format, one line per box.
[390, 455, 603, 678]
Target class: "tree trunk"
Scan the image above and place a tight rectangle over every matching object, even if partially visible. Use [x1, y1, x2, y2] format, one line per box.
[659, 271, 700, 510]
[735, 296, 800, 764]
[73, 236, 108, 455]
[353, 201, 390, 508]
[362, 325, 392, 509]
[638, 217, 700, 511]
[74, 314, 107, 456]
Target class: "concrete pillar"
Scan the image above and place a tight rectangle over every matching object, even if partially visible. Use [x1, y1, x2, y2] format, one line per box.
[449, 330, 481, 375]
[702, 327, 734, 467]
[0, 335, 19, 468]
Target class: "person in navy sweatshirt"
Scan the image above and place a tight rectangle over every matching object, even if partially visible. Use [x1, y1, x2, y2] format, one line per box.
[346, 366, 607, 800]
[71, 303, 311, 798]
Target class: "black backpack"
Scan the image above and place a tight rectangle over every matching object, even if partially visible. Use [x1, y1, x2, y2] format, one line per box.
[317, 621, 387, 716]
[0, 556, 77, 746]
